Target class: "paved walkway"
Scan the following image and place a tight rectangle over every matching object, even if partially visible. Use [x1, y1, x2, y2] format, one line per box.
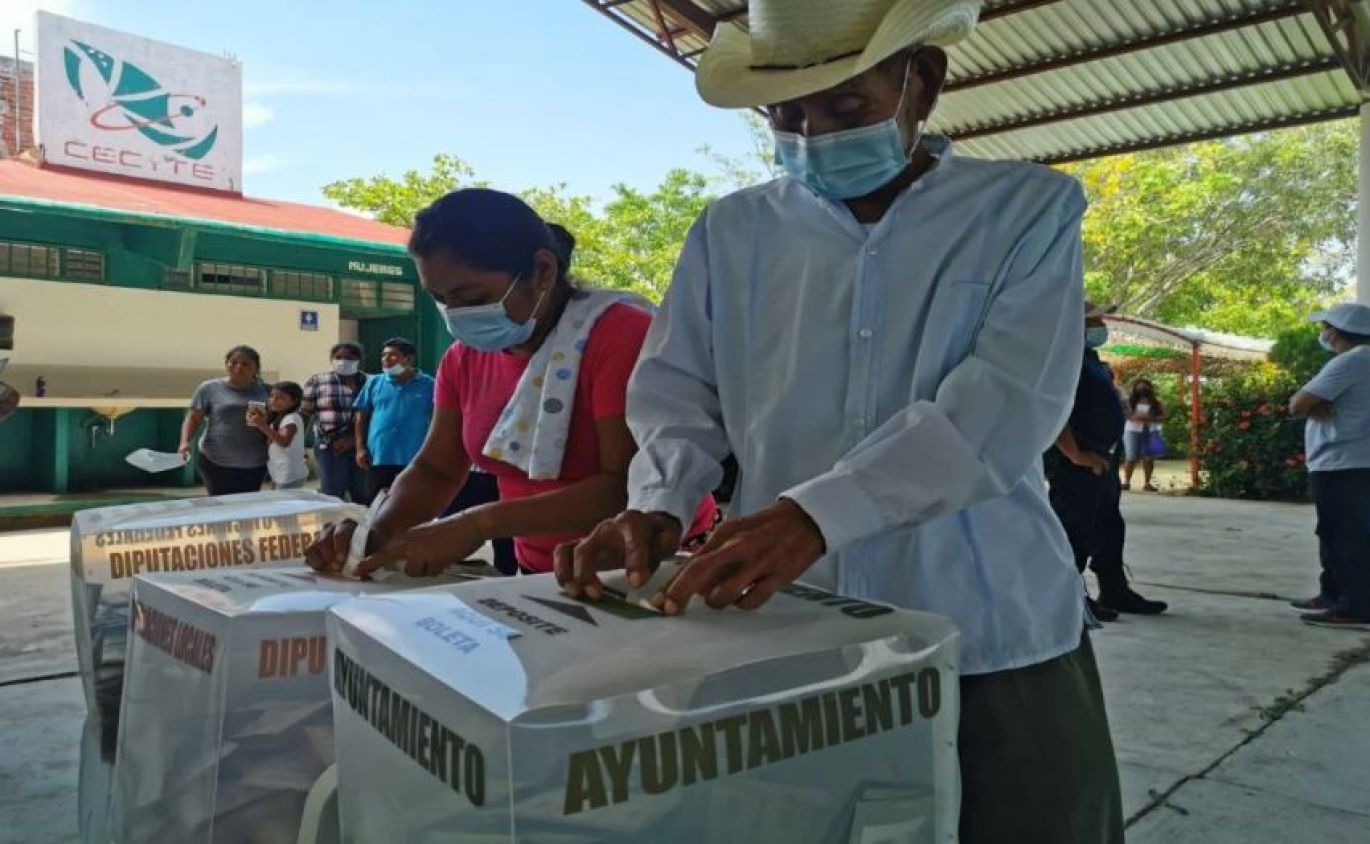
[0, 493, 1366, 842]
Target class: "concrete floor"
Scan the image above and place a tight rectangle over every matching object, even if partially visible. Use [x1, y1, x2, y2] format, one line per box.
[0, 493, 1367, 842]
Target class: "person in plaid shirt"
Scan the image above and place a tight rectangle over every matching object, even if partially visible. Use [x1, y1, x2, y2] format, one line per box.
[302, 342, 369, 502]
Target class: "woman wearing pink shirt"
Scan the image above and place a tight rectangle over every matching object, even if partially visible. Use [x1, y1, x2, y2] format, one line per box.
[307, 189, 714, 576]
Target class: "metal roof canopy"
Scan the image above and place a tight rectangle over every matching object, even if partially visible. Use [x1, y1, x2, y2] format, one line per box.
[584, 0, 1370, 163]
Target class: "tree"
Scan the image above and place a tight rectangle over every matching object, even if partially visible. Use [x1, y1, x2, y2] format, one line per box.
[323, 156, 716, 299]
[322, 154, 481, 227]
[699, 112, 781, 190]
[1058, 121, 1357, 337]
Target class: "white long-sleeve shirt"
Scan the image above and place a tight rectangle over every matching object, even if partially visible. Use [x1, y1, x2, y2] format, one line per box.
[626, 137, 1086, 676]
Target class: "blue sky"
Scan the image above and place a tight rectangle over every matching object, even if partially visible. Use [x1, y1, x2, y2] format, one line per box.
[7, 0, 759, 205]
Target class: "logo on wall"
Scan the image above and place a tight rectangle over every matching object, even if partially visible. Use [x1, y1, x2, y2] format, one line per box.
[62, 40, 219, 161]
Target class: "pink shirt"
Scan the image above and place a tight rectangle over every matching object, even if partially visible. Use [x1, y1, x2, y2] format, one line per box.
[435, 303, 716, 571]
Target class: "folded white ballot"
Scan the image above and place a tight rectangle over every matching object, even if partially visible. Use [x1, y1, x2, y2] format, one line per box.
[124, 448, 191, 474]
[327, 566, 962, 843]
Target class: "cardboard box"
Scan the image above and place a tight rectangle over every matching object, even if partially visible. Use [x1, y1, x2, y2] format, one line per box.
[70, 490, 357, 763]
[328, 568, 961, 843]
[111, 565, 491, 844]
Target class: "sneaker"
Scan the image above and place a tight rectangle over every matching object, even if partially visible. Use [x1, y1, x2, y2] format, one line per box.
[1099, 586, 1168, 615]
[1086, 597, 1119, 623]
[1300, 610, 1370, 630]
[1289, 595, 1336, 612]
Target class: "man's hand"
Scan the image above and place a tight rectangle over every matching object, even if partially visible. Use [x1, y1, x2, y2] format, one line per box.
[653, 499, 826, 615]
[177, 440, 192, 460]
[1072, 451, 1110, 476]
[555, 511, 682, 600]
[355, 448, 373, 470]
[353, 514, 486, 578]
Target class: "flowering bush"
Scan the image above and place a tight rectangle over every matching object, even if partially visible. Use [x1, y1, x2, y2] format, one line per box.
[1196, 365, 1308, 501]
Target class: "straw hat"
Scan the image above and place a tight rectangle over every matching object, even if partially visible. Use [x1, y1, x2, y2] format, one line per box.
[696, 0, 982, 109]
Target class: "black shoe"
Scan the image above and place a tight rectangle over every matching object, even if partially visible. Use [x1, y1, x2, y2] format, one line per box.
[1100, 586, 1168, 615]
[1086, 597, 1119, 623]
[1289, 595, 1337, 612]
[1300, 610, 1370, 631]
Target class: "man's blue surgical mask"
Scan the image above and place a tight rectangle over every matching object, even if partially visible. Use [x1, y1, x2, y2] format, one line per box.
[383, 364, 408, 379]
[1086, 326, 1109, 349]
[439, 275, 546, 351]
[772, 61, 926, 200]
[1319, 328, 1337, 353]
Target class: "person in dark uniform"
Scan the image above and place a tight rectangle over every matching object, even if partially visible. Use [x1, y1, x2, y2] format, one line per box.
[1045, 301, 1168, 621]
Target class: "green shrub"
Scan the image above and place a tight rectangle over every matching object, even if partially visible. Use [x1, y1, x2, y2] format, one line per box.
[1197, 365, 1308, 501]
[1270, 326, 1331, 385]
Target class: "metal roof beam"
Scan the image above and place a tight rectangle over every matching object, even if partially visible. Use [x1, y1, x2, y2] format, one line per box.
[1038, 104, 1360, 164]
[980, 0, 1068, 23]
[655, 0, 719, 38]
[947, 1, 1309, 92]
[581, 0, 697, 71]
[1303, 0, 1370, 89]
[647, 0, 682, 55]
[950, 56, 1343, 139]
[701, 0, 1070, 29]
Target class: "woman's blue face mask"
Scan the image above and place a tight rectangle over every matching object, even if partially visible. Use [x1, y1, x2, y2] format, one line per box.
[438, 274, 546, 351]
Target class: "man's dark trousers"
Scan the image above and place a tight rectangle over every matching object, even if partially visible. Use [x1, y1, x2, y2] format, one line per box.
[1045, 450, 1125, 590]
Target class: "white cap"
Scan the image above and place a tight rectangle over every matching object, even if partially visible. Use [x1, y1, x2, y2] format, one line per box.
[1311, 302, 1370, 336]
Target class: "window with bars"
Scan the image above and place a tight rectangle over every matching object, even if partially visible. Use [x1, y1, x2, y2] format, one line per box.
[0, 240, 61, 278]
[161, 269, 191, 290]
[341, 277, 380, 310]
[380, 281, 415, 312]
[197, 262, 264, 296]
[272, 269, 333, 302]
[341, 278, 416, 312]
[63, 248, 106, 281]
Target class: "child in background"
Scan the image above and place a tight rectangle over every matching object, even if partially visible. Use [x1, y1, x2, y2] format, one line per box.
[253, 382, 308, 489]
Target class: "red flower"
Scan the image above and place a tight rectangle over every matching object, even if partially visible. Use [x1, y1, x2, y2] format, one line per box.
[1258, 404, 1271, 413]
[1286, 458, 1299, 467]
[1237, 421, 1251, 431]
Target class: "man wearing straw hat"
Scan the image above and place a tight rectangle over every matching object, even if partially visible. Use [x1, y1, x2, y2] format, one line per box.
[560, 2, 1122, 839]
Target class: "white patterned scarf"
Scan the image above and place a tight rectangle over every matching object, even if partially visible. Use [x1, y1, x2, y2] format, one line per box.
[483, 288, 653, 480]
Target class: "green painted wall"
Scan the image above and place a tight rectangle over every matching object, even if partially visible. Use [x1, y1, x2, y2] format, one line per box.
[0, 407, 193, 493]
[0, 409, 35, 489]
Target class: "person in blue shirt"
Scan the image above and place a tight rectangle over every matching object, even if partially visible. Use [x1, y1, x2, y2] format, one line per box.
[557, 1, 1121, 840]
[354, 337, 435, 503]
[1290, 302, 1370, 630]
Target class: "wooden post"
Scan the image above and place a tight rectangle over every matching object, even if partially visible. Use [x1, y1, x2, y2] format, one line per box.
[1189, 343, 1202, 489]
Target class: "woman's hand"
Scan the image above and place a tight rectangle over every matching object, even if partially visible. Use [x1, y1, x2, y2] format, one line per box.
[305, 520, 367, 575]
[353, 514, 487, 577]
[177, 441, 192, 460]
